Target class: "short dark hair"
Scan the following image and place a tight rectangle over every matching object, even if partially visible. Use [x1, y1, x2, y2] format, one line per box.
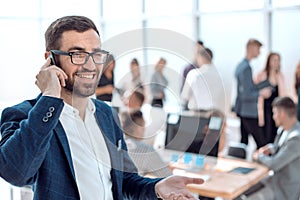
[45, 15, 100, 51]
[131, 90, 145, 106]
[272, 96, 297, 117]
[246, 38, 262, 48]
[121, 110, 144, 137]
[199, 47, 213, 61]
[131, 58, 139, 66]
[197, 40, 204, 46]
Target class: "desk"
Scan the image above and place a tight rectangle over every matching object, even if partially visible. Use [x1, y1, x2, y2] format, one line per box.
[169, 156, 270, 200]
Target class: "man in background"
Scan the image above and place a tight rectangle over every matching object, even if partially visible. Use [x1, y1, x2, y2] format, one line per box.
[240, 96, 300, 200]
[181, 47, 225, 113]
[181, 40, 204, 91]
[121, 110, 172, 178]
[234, 38, 272, 149]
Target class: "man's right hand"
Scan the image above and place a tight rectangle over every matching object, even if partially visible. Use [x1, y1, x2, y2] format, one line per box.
[35, 58, 68, 98]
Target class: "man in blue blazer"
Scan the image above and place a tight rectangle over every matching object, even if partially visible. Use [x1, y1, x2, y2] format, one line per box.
[0, 15, 203, 200]
[234, 38, 272, 149]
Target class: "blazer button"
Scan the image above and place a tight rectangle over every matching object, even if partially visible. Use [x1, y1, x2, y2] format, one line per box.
[46, 112, 52, 118]
[49, 107, 55, 112]
[42, 106, 55, 122]
[42, 116, 49, 122]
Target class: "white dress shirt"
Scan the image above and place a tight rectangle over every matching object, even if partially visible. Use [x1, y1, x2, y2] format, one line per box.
[181, 64, 226, 112]
[60, 99, 113, 200]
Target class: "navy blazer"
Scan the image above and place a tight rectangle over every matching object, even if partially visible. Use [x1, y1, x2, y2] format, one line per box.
[0, 95, 161, 199]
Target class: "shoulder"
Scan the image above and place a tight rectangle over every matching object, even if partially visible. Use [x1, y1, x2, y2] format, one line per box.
[276, 71, 285, 80]
[235, 59, 250, 75]
[187, 68, 199, 78]
[2, 94, 44, 115]
[254, 71, 267, 83]
[289, 122, 300, 138]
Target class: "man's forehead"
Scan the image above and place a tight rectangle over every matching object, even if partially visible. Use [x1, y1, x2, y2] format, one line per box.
[60, 30, 101, 49]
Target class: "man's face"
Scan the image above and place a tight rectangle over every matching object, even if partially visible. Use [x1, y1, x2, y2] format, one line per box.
[272, 107, 283, 127]
[250, 44, 261, 58]
[130, 63, 140, 79]
[58, 29, 103, 97]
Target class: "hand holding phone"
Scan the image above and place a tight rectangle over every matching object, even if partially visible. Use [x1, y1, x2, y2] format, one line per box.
[35, 57, 68, 98]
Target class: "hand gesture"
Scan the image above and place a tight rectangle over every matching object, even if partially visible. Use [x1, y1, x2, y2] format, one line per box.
[155, 175, 204, 200]
[35, 58, 68, 98]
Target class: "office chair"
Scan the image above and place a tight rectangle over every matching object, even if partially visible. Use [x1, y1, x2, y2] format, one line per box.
[227, 142, 247, 159]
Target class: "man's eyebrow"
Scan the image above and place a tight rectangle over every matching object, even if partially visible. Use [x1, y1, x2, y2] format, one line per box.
[67, 47, 102, 52]
[92, 47, 102, 51]
[67, 46, 84, 51]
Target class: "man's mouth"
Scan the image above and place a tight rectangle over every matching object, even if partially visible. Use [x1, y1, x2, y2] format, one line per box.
[75, 73, 96, 79]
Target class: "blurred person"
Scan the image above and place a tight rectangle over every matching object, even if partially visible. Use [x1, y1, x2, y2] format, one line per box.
[238, 96, 300, 200]
[121, 110, 172, 178]
[181, 40, 204, 91]
[294, 61, 300, 121]
[254, 52, 286, 144]
[116, 58, 150, 105]
[181, 47, 225, 113]
[0, 15, 204, 200]
[123, 89, 165, 147]
[95, 54, 115, 101]
[234, 38, 273, 149]
[150, 57, 168, 108]
[126, 89, 145, 110]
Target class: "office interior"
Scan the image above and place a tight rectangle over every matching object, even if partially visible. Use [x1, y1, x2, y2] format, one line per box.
[1, 0, 300, 199]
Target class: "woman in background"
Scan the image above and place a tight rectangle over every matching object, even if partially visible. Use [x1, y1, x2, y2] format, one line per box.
[116, 58, 150, 106]
[150, 58, 168, 108]
[294, 61, 300, 121]
[95, 54, 115, 101]
[254, 52, 286, 144]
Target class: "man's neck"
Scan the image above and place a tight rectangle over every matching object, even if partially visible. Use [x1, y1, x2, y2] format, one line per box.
[246, 54, 254, 61]
[61, 92, 89, 120]
[283, 117, 298, 131]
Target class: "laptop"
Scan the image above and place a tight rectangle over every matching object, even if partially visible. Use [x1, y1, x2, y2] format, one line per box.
[164, 112, 223, 157]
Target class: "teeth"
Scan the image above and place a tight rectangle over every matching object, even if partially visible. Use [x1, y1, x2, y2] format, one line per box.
[77, 74, 94, 79]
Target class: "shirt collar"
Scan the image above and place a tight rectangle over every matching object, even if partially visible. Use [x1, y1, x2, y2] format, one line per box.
[62, 98, 96, 117]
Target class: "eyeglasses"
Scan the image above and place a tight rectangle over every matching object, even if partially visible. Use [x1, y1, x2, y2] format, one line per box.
[50, 49, 109, 65]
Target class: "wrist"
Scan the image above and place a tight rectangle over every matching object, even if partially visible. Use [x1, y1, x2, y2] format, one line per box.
[154, 183, 162, 199]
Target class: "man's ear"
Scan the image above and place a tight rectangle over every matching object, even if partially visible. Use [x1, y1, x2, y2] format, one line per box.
[44, 52, 50, 59]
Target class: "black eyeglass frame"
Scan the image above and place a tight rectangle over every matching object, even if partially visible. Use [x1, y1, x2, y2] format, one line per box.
[50, 49, 110, 65]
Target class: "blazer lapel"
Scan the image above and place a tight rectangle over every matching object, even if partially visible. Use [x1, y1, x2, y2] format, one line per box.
[54, 122, 76, 180]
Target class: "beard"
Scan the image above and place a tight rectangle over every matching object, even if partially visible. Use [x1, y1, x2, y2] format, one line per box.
[64, 74, 98, 98]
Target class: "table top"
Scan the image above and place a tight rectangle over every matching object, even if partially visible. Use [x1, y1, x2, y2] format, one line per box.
[169, 156, 270, 199]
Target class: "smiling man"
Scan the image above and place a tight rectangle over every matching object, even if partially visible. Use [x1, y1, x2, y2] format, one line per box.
[0, 16, 203, 200]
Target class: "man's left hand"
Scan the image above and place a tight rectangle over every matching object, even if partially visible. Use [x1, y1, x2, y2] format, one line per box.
[155, 175, 204, 200]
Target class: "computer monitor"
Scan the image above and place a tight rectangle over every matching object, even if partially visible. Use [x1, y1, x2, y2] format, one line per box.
[165, 113, 223, 157]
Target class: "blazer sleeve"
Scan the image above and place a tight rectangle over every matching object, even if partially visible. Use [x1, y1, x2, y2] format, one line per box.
[0, 96, 64, 186]
[119, 124, 162, 199]
[122, 150, 162, 199]
[257, 136, 300, 172]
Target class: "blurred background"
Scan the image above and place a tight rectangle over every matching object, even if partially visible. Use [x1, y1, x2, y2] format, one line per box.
[1, 0, 300, 113]
[0, 0, 300, 199]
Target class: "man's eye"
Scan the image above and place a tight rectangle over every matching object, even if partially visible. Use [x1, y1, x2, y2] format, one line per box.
[73, 53, 86, 59]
